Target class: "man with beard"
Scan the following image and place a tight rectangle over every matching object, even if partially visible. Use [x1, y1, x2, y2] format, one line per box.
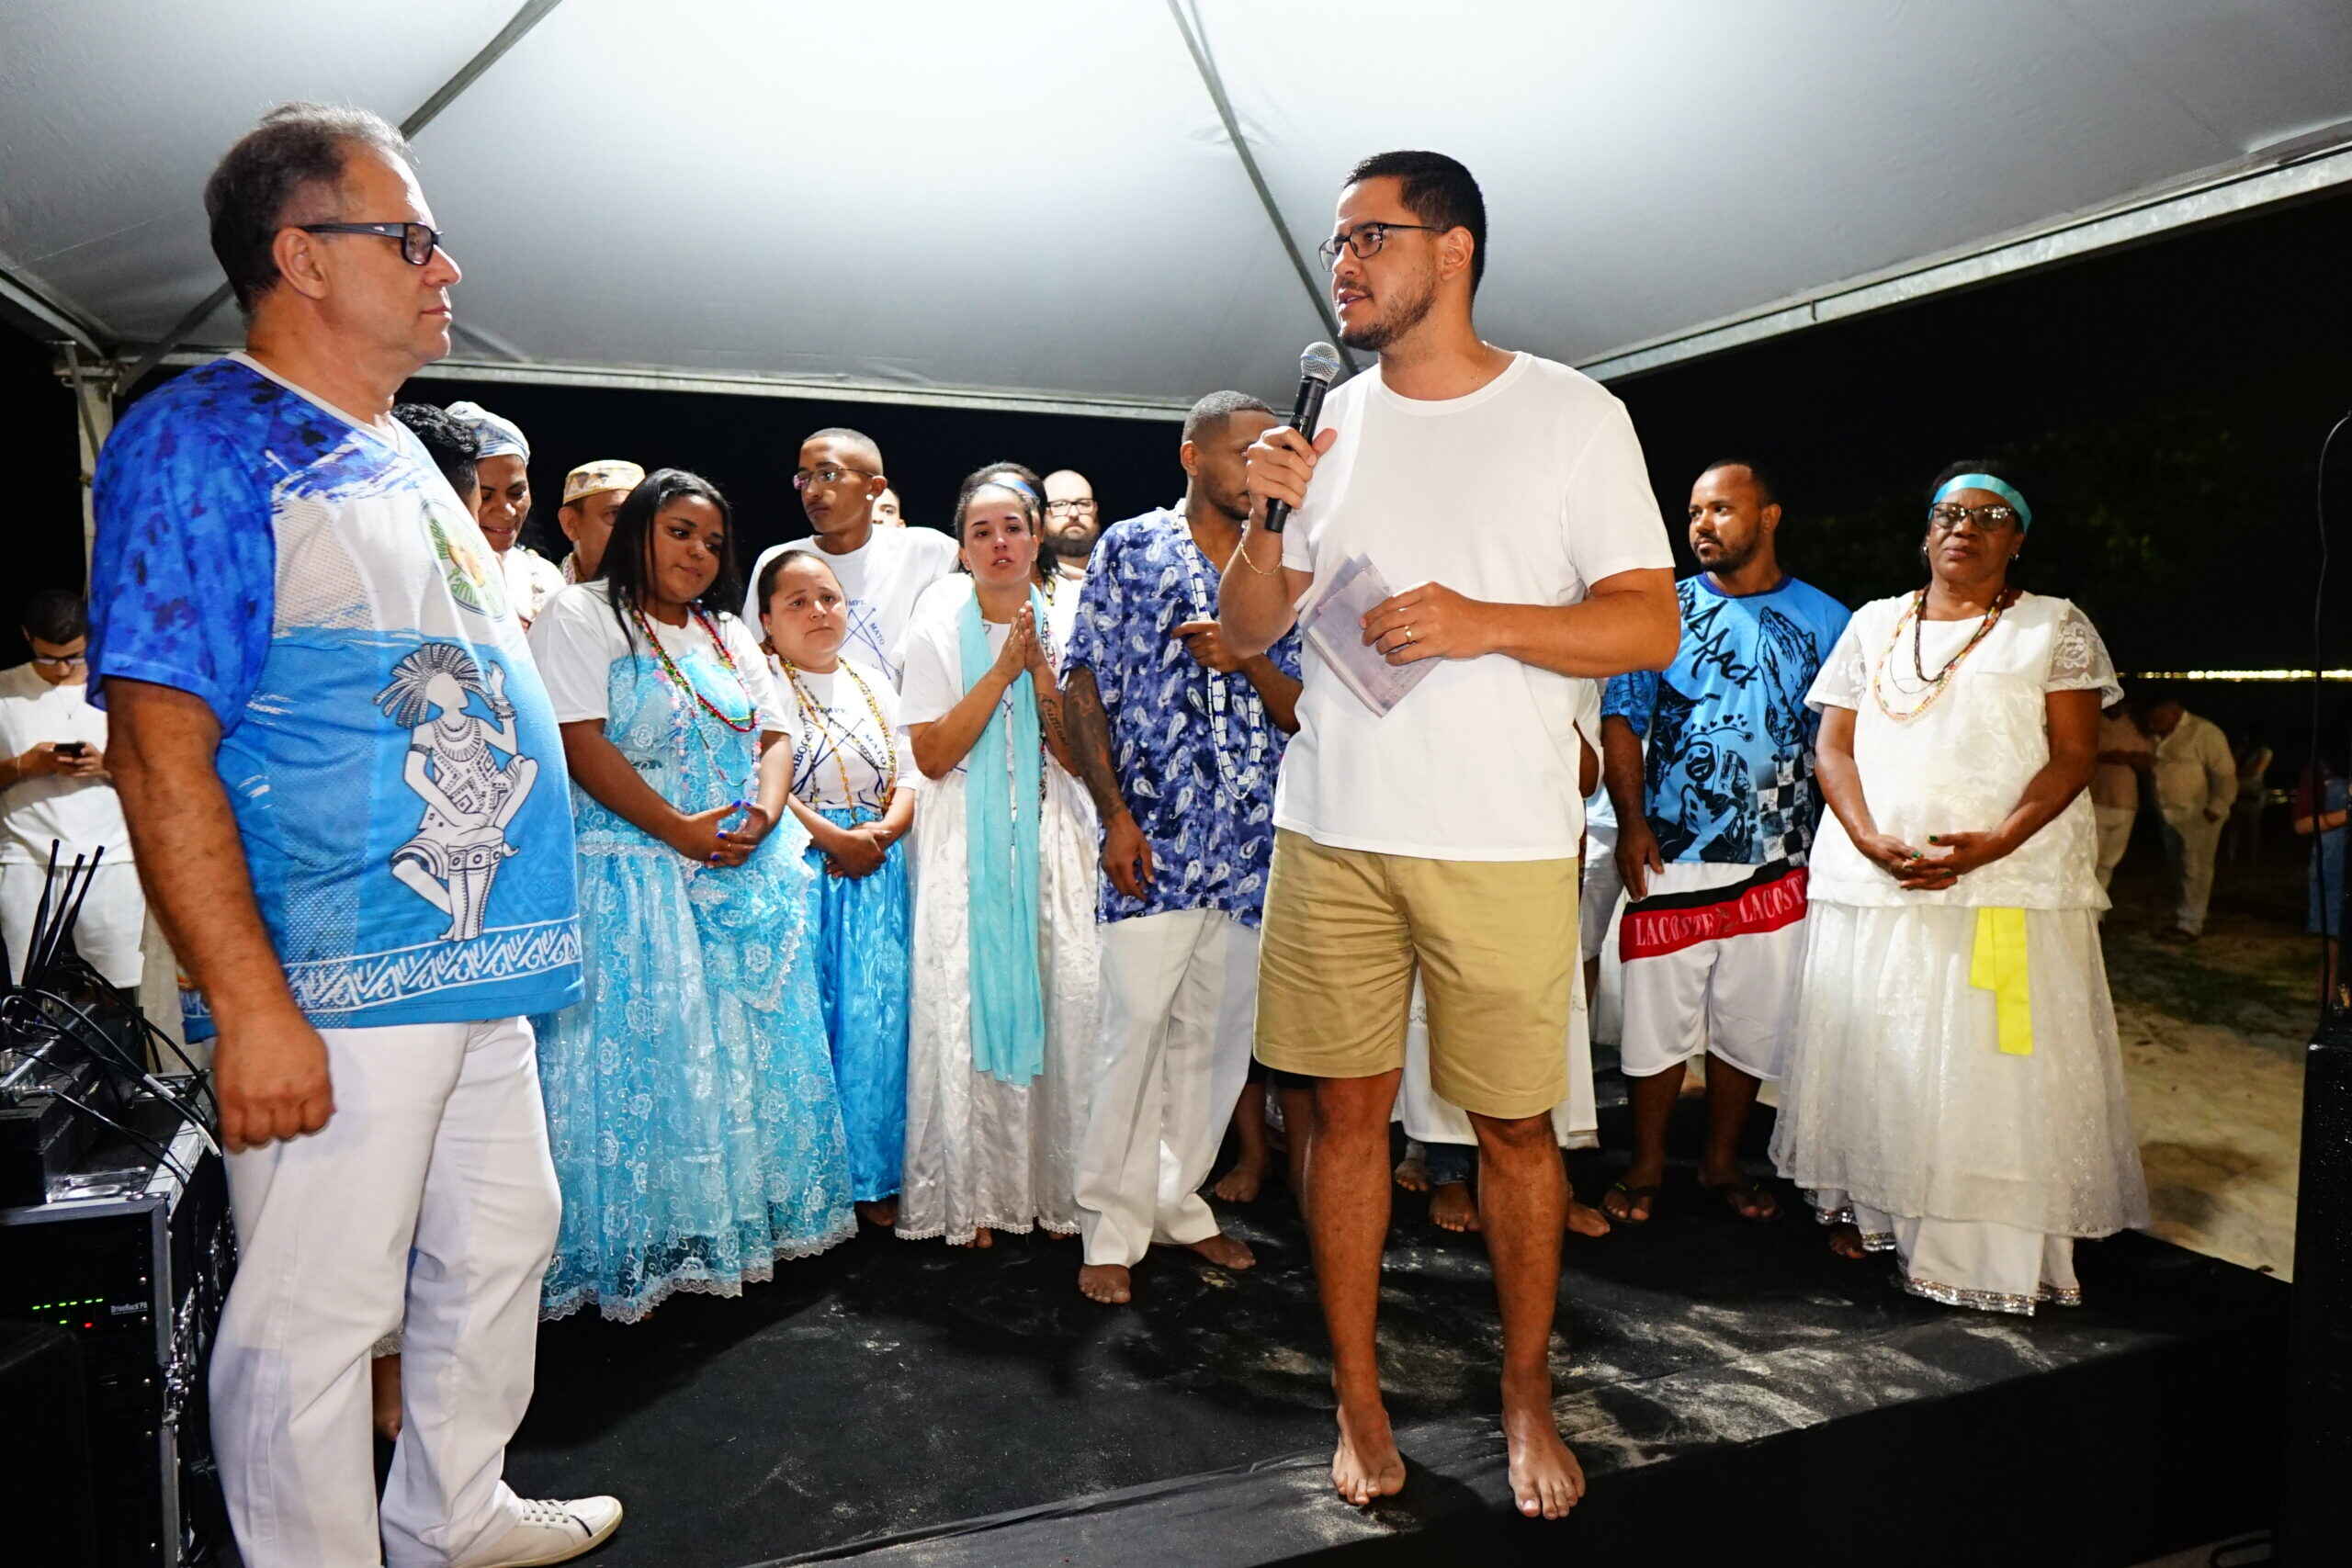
[1600, 461, 1849, 1229]
[1218, 150, 1678, 1520]
[1043, 468, 1101, 586]
[1064, 390, 1302, 1306]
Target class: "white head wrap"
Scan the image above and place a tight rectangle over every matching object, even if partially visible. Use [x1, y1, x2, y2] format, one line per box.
[446, 400, 529, 461]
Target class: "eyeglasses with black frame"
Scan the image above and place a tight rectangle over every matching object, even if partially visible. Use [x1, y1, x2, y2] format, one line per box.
[1927, 502, 2021, 532]
[1317, 221, 1446, 270]
[296, 220, 445, 266]
[792, 465, 880, 491]
[1045, 499, 1097, 517]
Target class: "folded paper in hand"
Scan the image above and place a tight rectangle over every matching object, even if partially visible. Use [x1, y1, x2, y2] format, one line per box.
[1298, 555, 1433, 717]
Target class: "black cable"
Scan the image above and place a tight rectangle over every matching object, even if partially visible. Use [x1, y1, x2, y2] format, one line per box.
[17, 985, 218, 1143]
[2313, 411, 2349, 1026]
[41, 1079, 194, 1189]
[39, 952, 217, 1115]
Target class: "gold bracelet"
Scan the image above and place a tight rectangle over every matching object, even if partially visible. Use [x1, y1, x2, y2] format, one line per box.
[1231, 529, 1283, 577]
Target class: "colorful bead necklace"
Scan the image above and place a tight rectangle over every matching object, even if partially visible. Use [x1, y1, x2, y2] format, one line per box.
[1870, 586, 2015, 722]
[780, 657, 899, 807]
[634, 602, 761, 733]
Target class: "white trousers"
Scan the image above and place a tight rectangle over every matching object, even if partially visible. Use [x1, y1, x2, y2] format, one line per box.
[209, 1016, 561, 1568]
[1075, 909, 1258, 1268]
[0, 856, 146, 987]
[2160, 809, 2224, 935]
[2092, 806, 2134, 892]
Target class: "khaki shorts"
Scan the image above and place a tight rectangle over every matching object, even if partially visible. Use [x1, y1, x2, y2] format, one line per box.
[1253, 829, 1578, 1119]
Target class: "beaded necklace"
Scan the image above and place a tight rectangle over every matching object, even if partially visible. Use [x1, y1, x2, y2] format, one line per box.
[1870, 586, 2015, 722]
[1175, 518, 1269, 800]
[780, 657, 899, 809]
[634, 602, 760, 732]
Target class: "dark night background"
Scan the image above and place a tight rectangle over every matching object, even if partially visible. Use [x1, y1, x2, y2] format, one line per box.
[11, 188, 2349, 764]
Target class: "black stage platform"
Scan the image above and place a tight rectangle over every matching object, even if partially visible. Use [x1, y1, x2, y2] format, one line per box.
[503, 1096, 2288, 1567]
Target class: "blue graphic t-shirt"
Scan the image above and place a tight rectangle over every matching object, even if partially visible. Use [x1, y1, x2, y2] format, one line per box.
[1063, 509, 1303, 926]
[1602, 573, 1849, 865]
[88, 355, 583, 1038]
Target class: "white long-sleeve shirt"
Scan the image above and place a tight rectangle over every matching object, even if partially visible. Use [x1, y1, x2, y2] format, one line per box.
[2151, 711, 2235, 820]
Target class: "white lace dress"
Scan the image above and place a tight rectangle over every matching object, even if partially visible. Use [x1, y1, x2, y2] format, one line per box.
[896, 579, 1099, 1243]
[1769, 592, 2150, 1314]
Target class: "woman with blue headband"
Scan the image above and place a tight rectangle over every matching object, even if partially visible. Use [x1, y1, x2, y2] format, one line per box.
[1770, 459, 2149, 1314]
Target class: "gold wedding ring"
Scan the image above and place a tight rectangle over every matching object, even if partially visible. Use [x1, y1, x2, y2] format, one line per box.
[1405, 626, 1417, 643]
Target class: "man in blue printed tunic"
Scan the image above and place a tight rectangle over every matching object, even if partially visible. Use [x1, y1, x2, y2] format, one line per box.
[1064, 391, 1303, 1305]
[1599, 460, 1849, 1228]
[89, 105, 620, 1568]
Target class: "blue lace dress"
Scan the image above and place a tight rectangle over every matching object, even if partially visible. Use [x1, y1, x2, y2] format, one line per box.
[537, 614, 854, 1323]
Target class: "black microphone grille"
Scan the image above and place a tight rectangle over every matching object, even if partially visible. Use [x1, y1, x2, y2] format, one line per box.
[1298, 341, 1343, 384]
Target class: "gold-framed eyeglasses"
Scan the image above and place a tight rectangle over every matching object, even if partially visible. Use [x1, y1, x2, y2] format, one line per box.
[792, 465, 878, 491]
[1928, 502, 2020, 532]
[1317, 221, 1444, 270]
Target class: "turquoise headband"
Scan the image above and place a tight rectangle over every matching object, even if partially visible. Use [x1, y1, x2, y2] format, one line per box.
[1933, 472, 2031, 532]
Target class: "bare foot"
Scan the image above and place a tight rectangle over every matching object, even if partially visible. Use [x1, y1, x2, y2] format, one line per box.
[1826, 1222, 1869, 1260]
[1565, 1197, 1612, 1238]
[1393, 1146, 1430, 1193]
[1187, 1232, 1257, 1271]
[1430, 1181, 1480, 1233]
[1331, 1397, 1407, 1506]
[1211, 1159, 1265, 1203]
[369, 1354, 402, 1443]
[1079, 1263, 1132, 1304]
[951, 1226, 995, 1250]
[1500, 1374, 1583, 1520]
[855, 1197, 899, 1229]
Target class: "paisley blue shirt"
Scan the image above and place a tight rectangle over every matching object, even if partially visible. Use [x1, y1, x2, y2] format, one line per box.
[1063, 509, 1302, 926]
[87, 355, 582, 1037]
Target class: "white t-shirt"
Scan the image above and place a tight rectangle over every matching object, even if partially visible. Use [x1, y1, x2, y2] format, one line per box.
[741, 525, 960, 685]
[499, 545, 566, 626]
[767, 653, 916, 811]
[529, 581, 783, 731]
[899, 577, 1020, 781]
[0, 664, 131, 864]
[1278, 352, 1672, 860]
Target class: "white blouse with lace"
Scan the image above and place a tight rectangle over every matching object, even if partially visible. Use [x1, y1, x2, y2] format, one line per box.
[1804, 592, 2122, 910]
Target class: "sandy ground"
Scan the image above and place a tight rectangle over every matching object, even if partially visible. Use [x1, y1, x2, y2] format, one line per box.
[2098, 829, 2325, 1281]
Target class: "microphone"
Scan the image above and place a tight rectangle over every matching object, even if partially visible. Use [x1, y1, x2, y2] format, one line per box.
[1261, 341, 1343, 535]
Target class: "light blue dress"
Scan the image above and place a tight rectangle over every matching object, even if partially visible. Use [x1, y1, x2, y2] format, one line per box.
[537, 615, 854, 1323]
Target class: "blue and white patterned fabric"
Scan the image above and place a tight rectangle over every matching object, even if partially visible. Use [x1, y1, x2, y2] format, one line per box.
[1603, 574, 1850, 866]
[528, 611, 854, 1322]
[87, 354, 582, 1038]
[1062, 508, 1302, 926]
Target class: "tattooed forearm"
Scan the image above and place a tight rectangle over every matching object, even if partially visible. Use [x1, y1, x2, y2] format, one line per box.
[1060, 664, 1134, 821]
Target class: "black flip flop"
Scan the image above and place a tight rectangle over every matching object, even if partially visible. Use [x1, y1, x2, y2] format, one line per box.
[1705, 1179, 1782, 1223]
[1602, 1180, 1660, 1225]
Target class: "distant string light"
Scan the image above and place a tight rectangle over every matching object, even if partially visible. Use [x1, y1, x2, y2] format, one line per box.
[2124, 670, 2352, 682]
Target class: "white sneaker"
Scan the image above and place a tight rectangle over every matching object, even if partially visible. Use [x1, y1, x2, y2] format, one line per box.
[461, 1496, 624, 1567]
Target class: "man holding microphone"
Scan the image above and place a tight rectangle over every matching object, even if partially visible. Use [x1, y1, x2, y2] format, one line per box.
[1219, 150, 1677, 1521]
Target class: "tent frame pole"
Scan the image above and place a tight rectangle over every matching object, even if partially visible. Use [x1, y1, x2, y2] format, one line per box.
[117, 0, 570, 395]
[1162, 0, 1357, 375]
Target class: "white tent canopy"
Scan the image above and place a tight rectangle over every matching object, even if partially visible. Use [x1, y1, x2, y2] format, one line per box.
[4, 0, 2350, 418]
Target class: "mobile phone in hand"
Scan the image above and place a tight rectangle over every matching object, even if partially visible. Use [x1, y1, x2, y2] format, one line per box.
[55, 741, 87, 760]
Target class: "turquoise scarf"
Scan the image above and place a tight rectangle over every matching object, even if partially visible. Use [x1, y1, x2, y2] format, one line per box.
[960, 585, 1047, 1084]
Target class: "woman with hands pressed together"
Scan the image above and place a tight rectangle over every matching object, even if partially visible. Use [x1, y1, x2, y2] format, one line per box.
[895, 469, 1099, 1248]
[1770, 459, 2149, 1314]
[526, 469, 854, 1322]
[760, 549, 919, 1231]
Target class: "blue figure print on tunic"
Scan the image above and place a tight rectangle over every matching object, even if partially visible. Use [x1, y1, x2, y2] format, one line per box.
[1604, 574, 1851, 866]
